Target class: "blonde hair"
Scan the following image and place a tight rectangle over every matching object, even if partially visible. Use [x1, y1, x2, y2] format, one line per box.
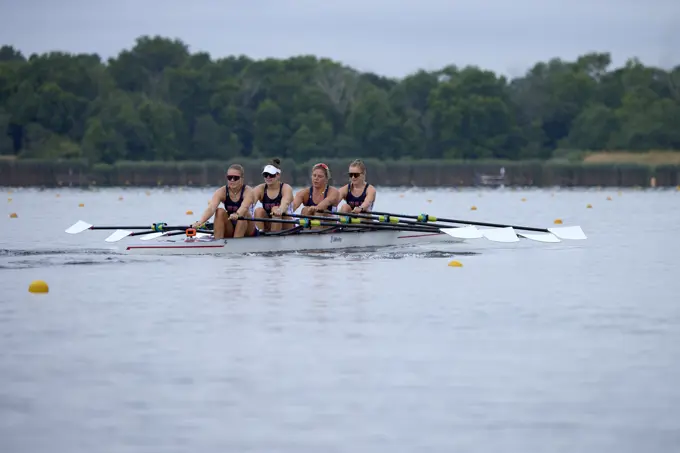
[349, 159, 366, 174]
[228, 164, 244, 177]
[312, 162, 331, 180]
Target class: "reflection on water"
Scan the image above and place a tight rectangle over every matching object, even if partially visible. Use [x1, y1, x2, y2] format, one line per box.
[1, 187, 679, 453]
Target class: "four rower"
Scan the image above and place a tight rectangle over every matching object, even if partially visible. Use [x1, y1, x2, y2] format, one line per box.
[193, 160, 373, 236]
[338, 159, 376, 214]
[192, 164, 257, 238]
[252, 159, 295, 232]
[292, 162, 341, 218]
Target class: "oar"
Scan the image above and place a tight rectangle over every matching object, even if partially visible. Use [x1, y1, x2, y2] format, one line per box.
[245, 216, 447, 234]
[65, 220, 204, 234]
[336, 210, 586, 242]
[285, 212, 442, 232]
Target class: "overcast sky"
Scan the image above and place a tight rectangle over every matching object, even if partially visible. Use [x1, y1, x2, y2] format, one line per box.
[2, 0, 678, 78]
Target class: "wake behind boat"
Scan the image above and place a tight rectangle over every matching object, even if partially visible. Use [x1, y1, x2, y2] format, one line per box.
[64, 209, 587, 256]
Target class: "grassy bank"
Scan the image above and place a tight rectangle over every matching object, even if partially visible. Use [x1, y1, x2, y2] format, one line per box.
[1, 157, 679, 188]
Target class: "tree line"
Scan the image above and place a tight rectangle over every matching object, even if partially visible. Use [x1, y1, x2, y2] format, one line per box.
[0, 35, 679, 164]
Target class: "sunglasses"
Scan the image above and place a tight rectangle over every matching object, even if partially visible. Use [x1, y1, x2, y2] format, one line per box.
[263, 172, 277, 178]
[227, 175, 241, 181]
[348, 172, 362, 178]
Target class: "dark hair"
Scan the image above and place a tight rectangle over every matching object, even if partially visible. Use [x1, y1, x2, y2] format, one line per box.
[269, 158, 281, 170]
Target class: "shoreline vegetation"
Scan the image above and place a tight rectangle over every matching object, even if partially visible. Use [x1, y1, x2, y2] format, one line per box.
[1, 154, 678, 188]
[1, 35, 679, 187]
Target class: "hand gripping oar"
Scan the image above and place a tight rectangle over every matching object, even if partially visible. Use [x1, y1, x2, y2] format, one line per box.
[332, 210, 586, 242]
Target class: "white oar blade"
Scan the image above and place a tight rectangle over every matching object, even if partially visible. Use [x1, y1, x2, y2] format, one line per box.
[517, 232, 561, 243]
[65, 220, 92, 234]
[548, 226, 587, 240]
[140, 232, 168, 241]
[481, 227, 519, 243]
[440, 225, 483, 239]
[105, 230, 133, 243]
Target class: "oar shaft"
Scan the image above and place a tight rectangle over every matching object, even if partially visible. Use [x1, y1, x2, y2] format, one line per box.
[245, 216, 442, 233]
[369, 210, 550, 233]
[320, 210, 460, 230]
[288, 212, 438, 230]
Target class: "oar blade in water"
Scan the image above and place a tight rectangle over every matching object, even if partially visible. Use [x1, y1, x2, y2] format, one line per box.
[517, 232, 561, 243]
[440, 225, 483, 239]
[481, 227, 519, 243]
[548, 226, 587, 240]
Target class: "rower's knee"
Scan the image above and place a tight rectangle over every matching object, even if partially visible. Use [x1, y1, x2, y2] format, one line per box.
[254, 207, 266, 218]
[215, 208, 227, 220]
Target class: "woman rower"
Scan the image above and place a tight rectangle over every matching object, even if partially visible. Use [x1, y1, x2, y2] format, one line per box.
[338, 159, 376, 214]
[192, 163, 257, 239]
[252, 158, 295, 232]
[292, 162, 340, 218]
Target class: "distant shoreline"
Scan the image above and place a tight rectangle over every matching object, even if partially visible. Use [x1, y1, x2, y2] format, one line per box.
[2, 157, 678, 188]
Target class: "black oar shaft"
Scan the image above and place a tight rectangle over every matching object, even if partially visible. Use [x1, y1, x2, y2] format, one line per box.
[319, 210, 459, 230]
[369, 210, 550, 233]
[288, 212, 440, 230]
[245, 216, 442, 234]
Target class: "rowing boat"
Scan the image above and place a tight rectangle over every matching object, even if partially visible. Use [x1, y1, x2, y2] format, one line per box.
[64, 209, 587, 256]
[124, 227, 459, 256]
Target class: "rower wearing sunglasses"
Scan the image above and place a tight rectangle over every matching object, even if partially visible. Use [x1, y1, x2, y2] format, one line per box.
[192, 164, 257, 238]
[292, 162, 340, 218]
[339, 159, 376, 214]
[252, 158, 295, 232]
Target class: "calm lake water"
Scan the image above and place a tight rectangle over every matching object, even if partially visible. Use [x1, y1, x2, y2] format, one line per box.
[1, 186, 680, 453]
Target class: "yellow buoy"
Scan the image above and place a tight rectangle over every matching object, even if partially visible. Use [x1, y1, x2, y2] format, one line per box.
[470, 206, 477, 211]
[521, 197, 526, 202]
[586, 204, 592, 208]
[28, 280, 49, 293]
[676, 185, 680, 191]
[448, 260, 463, 267]
[426, 199, 432, 203]
[186, 210, 194, 215]
[78, 203, 84, 207]
[9, 212, 17, 218]
[554, 219, 563, 224]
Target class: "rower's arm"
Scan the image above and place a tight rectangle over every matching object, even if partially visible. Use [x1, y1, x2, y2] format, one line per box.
[280, 184, 294, 212]
[292, 189, 307, 212]
[196, 188, 224, 225]
[360, 185, 377, 211]
[316, 187, 341, 211]
[236, 188, 255, 218]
